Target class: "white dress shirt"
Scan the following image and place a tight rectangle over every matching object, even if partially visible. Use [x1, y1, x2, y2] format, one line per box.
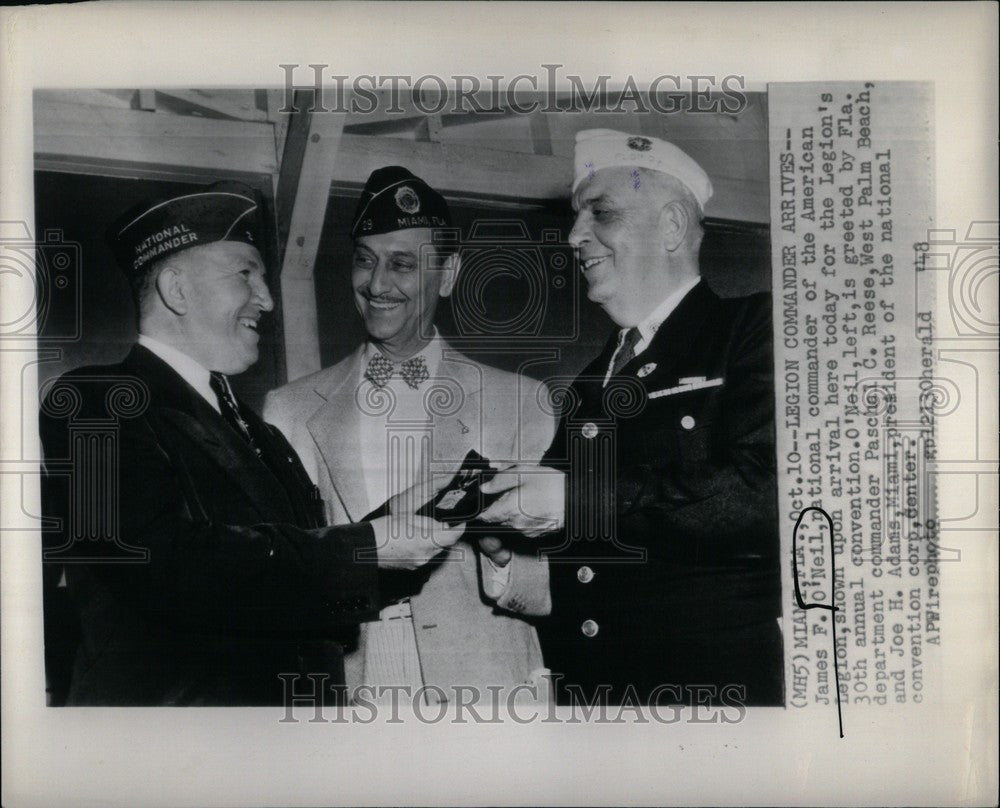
[355, 333, 445, 699]
[137, 333, 220, 413]
[356, 334, 444, 513]
[603, 275, 701, 386]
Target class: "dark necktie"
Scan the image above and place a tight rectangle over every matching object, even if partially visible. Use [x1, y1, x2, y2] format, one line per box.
[610, 327, 642, 377]
[209, 371, 261, 456]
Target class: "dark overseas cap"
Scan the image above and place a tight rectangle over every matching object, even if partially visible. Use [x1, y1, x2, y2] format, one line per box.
[108, 180, 263, 276]
[350, 166, 451, 238]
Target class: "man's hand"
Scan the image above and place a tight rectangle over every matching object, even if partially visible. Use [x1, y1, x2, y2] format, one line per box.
[476, 535, 512, 568]
[478, 464, 565, 538]
[384, 468, 453, 516]
[370, 515, 466, 570]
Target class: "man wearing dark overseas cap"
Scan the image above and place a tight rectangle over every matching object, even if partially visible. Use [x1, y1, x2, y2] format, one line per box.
[39, 181, 464, 706]
[266, 167, 554, 705]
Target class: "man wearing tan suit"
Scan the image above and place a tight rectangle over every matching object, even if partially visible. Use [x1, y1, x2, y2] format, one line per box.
[265, 167, 553, 705]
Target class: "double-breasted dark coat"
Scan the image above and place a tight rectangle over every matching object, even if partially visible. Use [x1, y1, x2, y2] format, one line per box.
[538, 281, 783, 705]
[40, 345, 380, 706]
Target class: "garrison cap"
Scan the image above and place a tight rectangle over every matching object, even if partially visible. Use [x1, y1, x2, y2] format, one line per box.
[573, 129, 713, 211]
[108, 180, 263, 276]
[351, 166, 451, 238]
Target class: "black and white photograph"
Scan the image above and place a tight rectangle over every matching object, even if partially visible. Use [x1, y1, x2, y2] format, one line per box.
[31, 82, 781, 713]
[1, 3, 996, 806]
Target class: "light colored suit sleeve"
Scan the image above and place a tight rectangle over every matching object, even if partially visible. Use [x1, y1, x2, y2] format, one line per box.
[262, 384, 323, 491]
[481, 375, 555, 616]
[491, 550, 551, 616]
[514, 376, 557, 465]
[261, 390, 285, 436]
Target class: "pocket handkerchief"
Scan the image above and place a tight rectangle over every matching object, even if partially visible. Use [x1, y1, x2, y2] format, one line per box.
[648, 376, 724, 399]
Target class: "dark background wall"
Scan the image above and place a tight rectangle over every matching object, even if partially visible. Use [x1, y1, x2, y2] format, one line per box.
[35, 171, 770, 413]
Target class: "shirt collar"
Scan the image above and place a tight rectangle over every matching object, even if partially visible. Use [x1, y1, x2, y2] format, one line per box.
[137, 333, 220, 413]
[624, 276, 702, 350]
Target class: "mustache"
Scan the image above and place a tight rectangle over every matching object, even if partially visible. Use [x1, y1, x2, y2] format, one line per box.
[361, 291, 407, 303]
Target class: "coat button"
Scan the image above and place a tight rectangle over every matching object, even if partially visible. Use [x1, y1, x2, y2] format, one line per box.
[581, 619, 599, 637]
[680, 415, 696, 430]
[577, 566, 595, 584]
[581, 422, 598, 439]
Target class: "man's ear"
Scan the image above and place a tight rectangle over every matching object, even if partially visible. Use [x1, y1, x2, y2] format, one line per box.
[155, 263, 188, 315]
[438, 252, 460, 298]
[658, 199, 692, 253]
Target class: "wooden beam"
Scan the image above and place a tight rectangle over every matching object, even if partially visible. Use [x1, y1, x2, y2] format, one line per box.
[31, 89, 135, 110]
[415, 113, 443, 143]
[33, 156, 268, 185]
[33, 97, 766, 222]
[331, 131, 572, 199]
[34, 99, 278, 176]
[342, 90, 509, 129]
[265, 89, 292, 176]
[328, 132, 767, 222]
[154, 89, 270, 122]
[528, 112, 553, 156]
[274, 91, 347, 381]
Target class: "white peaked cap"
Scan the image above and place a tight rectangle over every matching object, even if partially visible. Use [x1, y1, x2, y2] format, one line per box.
[573, 128, 714, 210]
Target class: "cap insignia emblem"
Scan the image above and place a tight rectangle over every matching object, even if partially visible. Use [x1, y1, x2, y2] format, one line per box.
[395, 186, 421, 214]
[627, 136, 652, 152]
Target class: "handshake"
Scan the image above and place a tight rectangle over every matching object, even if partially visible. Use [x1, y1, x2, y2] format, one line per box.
[373, 450, 566, 571]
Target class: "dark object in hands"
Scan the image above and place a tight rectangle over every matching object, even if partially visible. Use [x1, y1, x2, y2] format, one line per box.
[417, 450, 499, 526]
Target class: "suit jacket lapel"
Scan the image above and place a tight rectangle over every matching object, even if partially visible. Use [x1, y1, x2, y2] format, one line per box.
[242, 405, 321, 527]
[123, 345, 294, 522]
[305, 342, 488, 522]
[622, 279, 715, 384]
[306, 347, 368, 521]
[431, 346, 483, 469]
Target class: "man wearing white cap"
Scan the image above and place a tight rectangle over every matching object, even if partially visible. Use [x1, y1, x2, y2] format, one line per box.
[479, 130, 782, 706]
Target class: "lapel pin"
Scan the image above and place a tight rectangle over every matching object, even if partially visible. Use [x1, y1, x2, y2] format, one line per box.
[637, 362, 657, 378]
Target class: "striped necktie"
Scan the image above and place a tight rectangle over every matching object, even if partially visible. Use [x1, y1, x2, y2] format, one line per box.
[610, 327, 642, 377]
[209, 371, 261, 456]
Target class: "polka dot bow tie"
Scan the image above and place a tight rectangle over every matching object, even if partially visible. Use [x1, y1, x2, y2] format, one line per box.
[364, 353, 430, 389]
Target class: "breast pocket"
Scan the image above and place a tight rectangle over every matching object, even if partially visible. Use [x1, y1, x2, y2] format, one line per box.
[675, 420, 714, 478]
[646, 387, 721, 475]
